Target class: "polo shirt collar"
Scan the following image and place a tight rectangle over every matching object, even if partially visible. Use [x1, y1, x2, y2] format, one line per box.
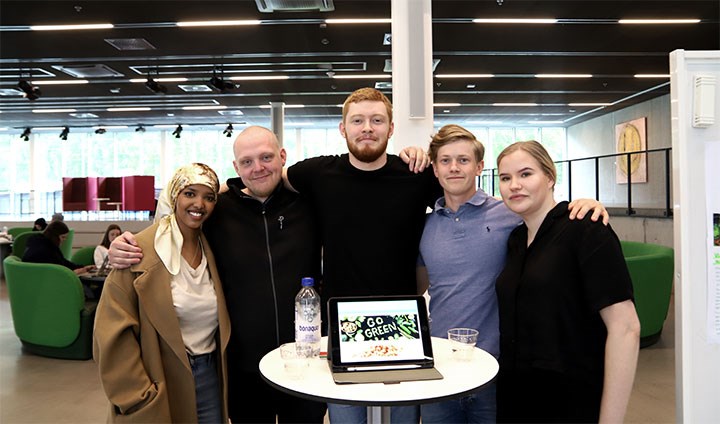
[433, 189, 493, 215]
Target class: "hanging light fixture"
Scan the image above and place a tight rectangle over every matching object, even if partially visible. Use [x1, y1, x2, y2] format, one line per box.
[20, 127, 31, 141]
[95, 127, 107, 134]
[59, 126, 69, 140]
[209, 67, 235, 93]
[223, 123, 234, 137]
[172, 124, 183, 138]
[135, 125, 146, 132]
[18, 80, 41, 100]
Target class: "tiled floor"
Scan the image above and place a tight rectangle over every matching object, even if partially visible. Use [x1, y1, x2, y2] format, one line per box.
[0, 278, 675, 423]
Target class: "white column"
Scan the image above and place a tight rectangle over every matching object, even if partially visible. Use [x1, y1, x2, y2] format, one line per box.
[390, 0, 434, 153]
[271, 101, 285, 147]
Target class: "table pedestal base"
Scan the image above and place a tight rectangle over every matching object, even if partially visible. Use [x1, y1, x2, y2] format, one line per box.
[367, 406, 391, 424]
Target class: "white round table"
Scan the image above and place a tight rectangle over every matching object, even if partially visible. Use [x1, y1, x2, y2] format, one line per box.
[259, 336, 498, 424]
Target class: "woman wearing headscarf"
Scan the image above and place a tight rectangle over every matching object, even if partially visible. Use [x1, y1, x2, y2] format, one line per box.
[23, 220, 94, 275]
[94, 163, 231, 423]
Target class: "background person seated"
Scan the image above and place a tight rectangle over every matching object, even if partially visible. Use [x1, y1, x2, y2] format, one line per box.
[23, 221, 94, 276]
[94, 224, 121, 269]
[33, 218, 48, 231]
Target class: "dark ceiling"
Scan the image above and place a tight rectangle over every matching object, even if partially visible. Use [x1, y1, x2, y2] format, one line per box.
[1, 0, 718, 133]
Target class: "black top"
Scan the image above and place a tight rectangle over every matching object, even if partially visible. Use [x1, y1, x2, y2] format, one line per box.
[495, 201, 634, 384]
[203, 179, 321, 372]
[287, 154, 442, 300]
[22, 234, 82, 270]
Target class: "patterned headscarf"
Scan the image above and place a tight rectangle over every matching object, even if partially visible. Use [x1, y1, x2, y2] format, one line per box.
[154, 163, 219, 275]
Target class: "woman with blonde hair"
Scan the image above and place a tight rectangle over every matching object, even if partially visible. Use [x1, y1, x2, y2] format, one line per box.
[94, 163, 230, 423]
[495, 141, 640, 423]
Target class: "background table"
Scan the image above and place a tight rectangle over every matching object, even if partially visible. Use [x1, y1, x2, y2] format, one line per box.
[259, 337, 498, 424]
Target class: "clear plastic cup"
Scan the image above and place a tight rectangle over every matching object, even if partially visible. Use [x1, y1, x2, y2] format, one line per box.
[447, 328, 479, 361]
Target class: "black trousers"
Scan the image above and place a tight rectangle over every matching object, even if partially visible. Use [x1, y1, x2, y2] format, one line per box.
[228, 368, 327, 424]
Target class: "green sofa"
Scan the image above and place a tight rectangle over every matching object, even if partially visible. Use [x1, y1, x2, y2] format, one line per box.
[3, 255, 96, 360]
[620, 241, 674, 348]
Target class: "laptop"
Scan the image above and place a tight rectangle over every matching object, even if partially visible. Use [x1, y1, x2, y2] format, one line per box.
[327, 295, 444, 384]
[94, 255, 111, 277]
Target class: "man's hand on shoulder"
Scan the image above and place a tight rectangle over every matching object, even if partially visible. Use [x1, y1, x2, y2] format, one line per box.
[568, 198, 610, 225]
[399, 146, 431, 173]
[108, 231, 143, 269]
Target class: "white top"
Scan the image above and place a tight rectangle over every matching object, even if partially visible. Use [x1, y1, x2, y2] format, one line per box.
[259, 337, 498, 406]
[170, 251, 218, 355]
[94, 245, 109, 268]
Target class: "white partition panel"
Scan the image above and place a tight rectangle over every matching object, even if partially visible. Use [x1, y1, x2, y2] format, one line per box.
[670, 49, 720, 423]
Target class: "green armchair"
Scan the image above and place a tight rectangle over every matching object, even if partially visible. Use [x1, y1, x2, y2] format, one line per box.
[13, 229, 74, 259]
[3, 255, 96, 360]
[620, 241, 674, 348]
[10, 231, 35, 258]
[7, 226, 33, 239]
[70, 246, 96, 266]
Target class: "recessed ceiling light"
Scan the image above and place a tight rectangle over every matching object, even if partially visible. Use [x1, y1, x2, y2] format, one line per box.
[218, 110, 244, 116]
[0, 88, 23, 96]
[69, 112, 99, 118]
[178, 84, 213, 92]
[466, 84, 476, 89]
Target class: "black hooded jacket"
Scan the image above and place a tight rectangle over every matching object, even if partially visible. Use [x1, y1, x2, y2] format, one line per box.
[203, 178, 321, 372]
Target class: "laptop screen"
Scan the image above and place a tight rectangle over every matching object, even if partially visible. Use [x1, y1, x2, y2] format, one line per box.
[327, 295, 435, 370]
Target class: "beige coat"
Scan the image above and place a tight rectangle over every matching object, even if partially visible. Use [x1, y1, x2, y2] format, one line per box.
[93, 223, 230, 423]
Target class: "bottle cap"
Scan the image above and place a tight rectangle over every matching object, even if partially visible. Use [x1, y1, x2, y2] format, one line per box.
[301, 277, 314, 287]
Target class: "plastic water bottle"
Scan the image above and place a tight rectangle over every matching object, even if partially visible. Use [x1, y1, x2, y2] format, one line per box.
[295, 277, 321, 358]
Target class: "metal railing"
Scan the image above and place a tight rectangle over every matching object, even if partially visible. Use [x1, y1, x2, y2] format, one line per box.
[480, 147, 673, 218]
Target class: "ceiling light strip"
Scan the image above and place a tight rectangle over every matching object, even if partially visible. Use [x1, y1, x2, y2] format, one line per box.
[535, 74, 593, 78]
[332, 74, 391, 79]
[182, 105, 227, 111]
[325, 19, 391, 24]
[436, 74, 494, 78]
[176, 20, 262, 27]
[107, 107, 152, 112]
[472, 18, 558, 24]
[634, 74, 670, 78]
[493, 103, 539, 107]
[30, 23, 114, 31]
[228, 75, 290, 81]
[32, 109, 77, 113]
[618, 19, 700, 24]
[31, 80, 89, 85]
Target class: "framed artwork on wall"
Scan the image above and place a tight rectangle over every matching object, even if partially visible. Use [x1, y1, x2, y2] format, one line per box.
[615, 117, 647, 184]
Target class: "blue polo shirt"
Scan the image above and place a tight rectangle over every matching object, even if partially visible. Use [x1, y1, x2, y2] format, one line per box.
[418, 189, 521, 358]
